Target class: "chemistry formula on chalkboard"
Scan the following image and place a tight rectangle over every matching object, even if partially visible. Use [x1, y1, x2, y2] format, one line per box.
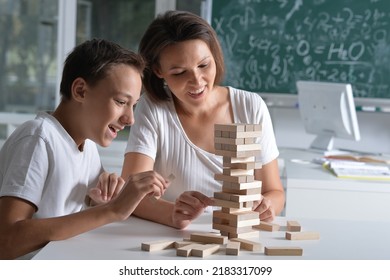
[211, 0, 390, 99]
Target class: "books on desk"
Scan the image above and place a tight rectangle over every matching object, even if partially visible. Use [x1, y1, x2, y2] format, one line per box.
[323, 160, 390, 181]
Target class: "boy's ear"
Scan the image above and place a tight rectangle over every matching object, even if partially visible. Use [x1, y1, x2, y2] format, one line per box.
[71, 78, 87, 102]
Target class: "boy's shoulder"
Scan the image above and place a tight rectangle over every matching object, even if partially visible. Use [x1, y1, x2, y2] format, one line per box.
[5, 112, 65, 146]
[14, 112, 57, 136]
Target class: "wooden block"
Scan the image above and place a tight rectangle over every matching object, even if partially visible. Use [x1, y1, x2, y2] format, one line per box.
[226, 241, 240, 255]
[253, 124, 261, 131]
[174, 241, 196, 248]
[191, 244, 220, 258]
[243, 201, 254, 208]
[176, 243, 199, 257]
[223, 168, 254, 176]
[215, 137, 245, 145]
[223, 180, 262, 190]
[230, 193, 261, 202]
[230, 130, 261, 139]
[230, 238, 262, 251]
[244, 137, 255, 144]
[287, 220, 301, 232]
[214, 173, 251, 183]
[213, 198, 243, 208]
[222, 187, 262, 195]
[214, 192, 232, 201]
[286, 231, 320, 240]
[215, 123, 246, 132]
[231, 218, 260, 227]
[215, 149, 261, 158]
[253, 221, 280, 232]
[213, 210, 259, 222]
[213, 215, 259, 228]
[212, 222, 254, 234]
[223, 161, 262, 170]
[141, 240, 175, 251]
[245, 124, 254, 131]
[221, 206, 253, 214]
[224, 143, 262, 152]
[190, 233, 228, 244]
[264, 246, 303, 256]
[227, 230, 259, 239]
[223, 156, 256, 164]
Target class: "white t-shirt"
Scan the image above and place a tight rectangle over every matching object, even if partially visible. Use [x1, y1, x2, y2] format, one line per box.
[126, 86, 279, 203]
[0, 112, 103, 219]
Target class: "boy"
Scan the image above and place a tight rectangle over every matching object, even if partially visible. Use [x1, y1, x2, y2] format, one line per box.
[0, 39, 169, 259]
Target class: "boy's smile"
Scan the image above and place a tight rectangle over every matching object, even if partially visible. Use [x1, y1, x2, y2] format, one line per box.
[72, 64, 142, 148]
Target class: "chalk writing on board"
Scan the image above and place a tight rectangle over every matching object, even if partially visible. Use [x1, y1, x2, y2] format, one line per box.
[211, 0, 390, 99]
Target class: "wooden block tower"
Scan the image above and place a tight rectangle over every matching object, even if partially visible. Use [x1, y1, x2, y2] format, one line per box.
[213, 123, 262, 239]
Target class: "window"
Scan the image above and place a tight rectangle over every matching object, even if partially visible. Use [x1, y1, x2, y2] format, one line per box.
[0, 0, 58, 114]
[0, 0, 204, 140]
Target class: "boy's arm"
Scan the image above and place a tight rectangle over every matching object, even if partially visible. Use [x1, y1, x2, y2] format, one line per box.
[0, 196, 114, 259]
[122, 152, 176, 226]
[0, 170, 168, 260]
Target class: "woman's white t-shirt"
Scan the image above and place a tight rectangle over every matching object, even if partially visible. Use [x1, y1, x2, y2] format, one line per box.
[126, 87, 279, 203]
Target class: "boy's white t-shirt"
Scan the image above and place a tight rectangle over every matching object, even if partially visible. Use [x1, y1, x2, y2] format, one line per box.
[0, 112, 103, 219]
[126, 86, 279, 205]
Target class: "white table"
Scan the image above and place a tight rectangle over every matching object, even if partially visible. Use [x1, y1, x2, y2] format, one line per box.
[33, 213, 390, 260]
[280, 148, 390, 222]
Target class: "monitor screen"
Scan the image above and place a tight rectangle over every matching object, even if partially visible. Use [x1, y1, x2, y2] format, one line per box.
[296, 81, 361, 152]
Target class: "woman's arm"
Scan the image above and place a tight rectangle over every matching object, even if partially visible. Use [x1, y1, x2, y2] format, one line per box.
[253, 158, 286, 221]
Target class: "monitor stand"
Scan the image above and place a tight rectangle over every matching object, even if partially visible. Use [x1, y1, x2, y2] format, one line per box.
[308, 136, 351, 156]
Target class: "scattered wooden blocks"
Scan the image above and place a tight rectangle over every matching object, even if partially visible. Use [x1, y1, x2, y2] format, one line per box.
[191, 244, 221, 258]
[264, 246, 303, 256]
[286, 231, 320, 240]
[189, 233, 228, 244]
[226, 241, 241, 255]
[141, 240, 175, 251]
[253, 221, 280, 232]
[287, 220, 301, 232]
[176, 243, 200, 257]
[230, 238, 262, 251]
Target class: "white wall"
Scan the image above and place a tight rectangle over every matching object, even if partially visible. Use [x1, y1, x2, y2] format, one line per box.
[270, 107, 390, 155]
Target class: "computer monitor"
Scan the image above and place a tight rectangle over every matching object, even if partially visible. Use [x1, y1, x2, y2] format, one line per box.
[296, 80, 361, 152]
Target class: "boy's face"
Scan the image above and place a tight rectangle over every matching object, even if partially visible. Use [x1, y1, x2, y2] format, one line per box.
[81, 64, 142, 147]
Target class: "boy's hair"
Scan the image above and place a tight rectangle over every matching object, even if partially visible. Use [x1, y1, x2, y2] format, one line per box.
[139, 10, 225, 102]
[60, 38, 145, 100]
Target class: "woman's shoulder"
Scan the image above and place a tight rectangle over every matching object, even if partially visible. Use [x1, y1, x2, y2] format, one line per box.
[228, 86, 265, 107]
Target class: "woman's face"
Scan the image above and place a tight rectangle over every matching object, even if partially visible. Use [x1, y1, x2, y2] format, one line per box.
[154, 39, 217, 107]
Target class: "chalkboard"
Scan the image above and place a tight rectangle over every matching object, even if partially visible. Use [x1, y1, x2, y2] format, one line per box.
[211, 0, 390, 100]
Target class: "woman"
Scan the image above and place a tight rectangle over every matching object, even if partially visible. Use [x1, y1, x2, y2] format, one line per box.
[122, 10, 285, 229]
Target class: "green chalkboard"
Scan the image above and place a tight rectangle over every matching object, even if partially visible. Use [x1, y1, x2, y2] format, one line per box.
[211, 0, 390, 99]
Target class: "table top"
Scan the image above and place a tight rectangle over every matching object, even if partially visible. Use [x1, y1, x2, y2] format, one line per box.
[33, 213, 390, 260]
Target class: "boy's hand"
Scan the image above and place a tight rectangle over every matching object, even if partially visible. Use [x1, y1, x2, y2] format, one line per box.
[172, 191, 214, 229]
[88, 172, 125, 205]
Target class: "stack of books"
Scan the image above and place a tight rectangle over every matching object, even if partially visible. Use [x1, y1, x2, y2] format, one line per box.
[323, 159, 390, 181]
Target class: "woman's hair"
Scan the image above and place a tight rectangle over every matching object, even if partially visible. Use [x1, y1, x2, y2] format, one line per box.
[139, 10, 225, 101]
[60, 38, 145, 100]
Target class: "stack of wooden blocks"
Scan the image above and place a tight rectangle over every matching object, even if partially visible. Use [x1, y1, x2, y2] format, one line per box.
[213, 123, 262, 239]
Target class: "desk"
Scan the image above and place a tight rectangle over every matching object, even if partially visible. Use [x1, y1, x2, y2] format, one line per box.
[33, 213, 390, 260]
[280, 148, 390, 222]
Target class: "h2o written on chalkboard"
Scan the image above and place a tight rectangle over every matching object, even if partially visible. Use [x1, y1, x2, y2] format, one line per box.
[211, 0, 390, 99]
